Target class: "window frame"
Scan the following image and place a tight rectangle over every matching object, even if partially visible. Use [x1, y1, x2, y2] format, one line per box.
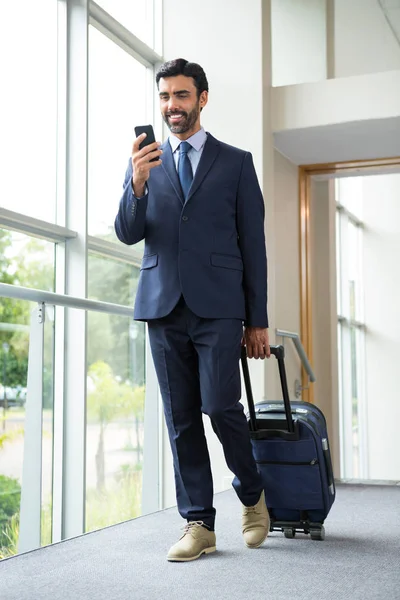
[0, 0, 164, 552]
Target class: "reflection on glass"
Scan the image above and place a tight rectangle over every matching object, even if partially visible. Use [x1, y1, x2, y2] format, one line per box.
[88, 254, 141, 305]
[88, 26, 148, 240]
[0, 0, 57, 222]
[85, 312, 145, 533]
[0, 232, 55, 557]
[94, 0, 153, 47]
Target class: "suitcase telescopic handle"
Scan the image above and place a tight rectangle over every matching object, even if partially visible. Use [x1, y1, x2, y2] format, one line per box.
[241, 344, 295, 435]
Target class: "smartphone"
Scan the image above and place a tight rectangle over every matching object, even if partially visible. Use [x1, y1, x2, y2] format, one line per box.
[134, 124, 158, 162]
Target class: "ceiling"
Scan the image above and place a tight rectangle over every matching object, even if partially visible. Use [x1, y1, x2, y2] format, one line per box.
[273, 115, 400, 165]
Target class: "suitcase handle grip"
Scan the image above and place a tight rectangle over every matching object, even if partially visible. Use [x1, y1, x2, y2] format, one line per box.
[241, 344, 295, 434]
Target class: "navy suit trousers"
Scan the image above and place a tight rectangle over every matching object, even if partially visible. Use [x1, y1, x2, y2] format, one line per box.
[147, 297, 263, 530]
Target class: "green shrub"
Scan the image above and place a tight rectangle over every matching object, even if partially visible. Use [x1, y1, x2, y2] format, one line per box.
[0, 513, 19, 559]
[0, 475, 21, 548]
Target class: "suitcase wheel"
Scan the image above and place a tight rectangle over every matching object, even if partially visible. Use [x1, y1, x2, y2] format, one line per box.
[284, 528, 296, 539]
[310, 526, 325, 541]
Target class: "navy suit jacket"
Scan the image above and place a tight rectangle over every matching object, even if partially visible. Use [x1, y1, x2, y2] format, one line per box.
[115, 133, 268, 327]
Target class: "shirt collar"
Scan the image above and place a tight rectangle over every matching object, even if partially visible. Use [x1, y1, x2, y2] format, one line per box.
[169, 127, 207, 153]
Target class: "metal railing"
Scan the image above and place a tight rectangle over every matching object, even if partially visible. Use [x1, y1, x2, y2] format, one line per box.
[0, 283, 159, 553]
[0, 283, 134, 317]
[275, 329, 316, 398]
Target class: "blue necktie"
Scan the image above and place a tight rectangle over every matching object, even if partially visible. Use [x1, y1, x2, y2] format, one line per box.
[178, 141, 193, 200]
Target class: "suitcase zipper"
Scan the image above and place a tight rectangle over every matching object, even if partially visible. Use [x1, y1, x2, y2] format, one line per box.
[256, 459, 318, 466]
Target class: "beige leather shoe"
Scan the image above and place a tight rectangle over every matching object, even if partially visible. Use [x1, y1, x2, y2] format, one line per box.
[167, 521, 216, 562]
[242, 490, 270, 548]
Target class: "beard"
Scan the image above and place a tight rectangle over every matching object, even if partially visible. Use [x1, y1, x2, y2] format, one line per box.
[163, 103, 200, 134]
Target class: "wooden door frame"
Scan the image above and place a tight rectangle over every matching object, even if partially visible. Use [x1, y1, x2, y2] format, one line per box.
[299, 157, 400, 403]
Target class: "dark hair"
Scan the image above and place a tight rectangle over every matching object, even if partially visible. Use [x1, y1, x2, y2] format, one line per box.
[156, 59, 209, 97]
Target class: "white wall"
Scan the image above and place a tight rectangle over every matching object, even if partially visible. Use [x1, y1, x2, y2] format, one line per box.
[271, 0, 327, 87]
[162, 0, 275, 508]
[362, 173, 400, 480]
[334, 0, 400, 78]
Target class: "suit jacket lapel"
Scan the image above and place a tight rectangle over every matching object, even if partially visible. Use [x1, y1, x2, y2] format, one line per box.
[185, 134, 220, 205]
[161, 141, 184, 205]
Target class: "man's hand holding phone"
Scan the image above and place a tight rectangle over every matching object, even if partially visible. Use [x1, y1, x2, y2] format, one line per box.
[131, 125, 163, 197]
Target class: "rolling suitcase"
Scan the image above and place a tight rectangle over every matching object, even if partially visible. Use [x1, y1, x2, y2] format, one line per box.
[241, 344, 335, 540]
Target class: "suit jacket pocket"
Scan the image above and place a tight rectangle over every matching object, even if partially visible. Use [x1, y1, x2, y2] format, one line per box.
[210, 253, 243, 271]
[140, 254, 158, 270]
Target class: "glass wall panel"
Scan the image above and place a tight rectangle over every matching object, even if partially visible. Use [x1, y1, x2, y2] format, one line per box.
[88, 254, 140, 305]
[88, 26, 148, 241]
[85, 312, 145, 533]
[94, 0, 154, 47]
[1, 230, 55, 293]
[0, 0, 58, 222]
[0, 299, 55, 558]
[0, 231, 55, 556]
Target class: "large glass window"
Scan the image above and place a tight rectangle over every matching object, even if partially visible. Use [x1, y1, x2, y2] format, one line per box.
[1, 230, 55, 293]
[88, 254, 140, 305]
[0, 234, 55, 558]
[0, 0, 58, 222]
[88, 26, 148, 241]
[94, 0, 155, 48]
[0, 0, 161, 558]
[85, 312, 145, 532]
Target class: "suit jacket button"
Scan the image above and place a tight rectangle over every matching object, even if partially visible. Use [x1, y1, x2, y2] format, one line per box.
[182, 216, 188, 221]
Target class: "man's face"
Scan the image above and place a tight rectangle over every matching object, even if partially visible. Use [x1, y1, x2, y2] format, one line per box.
[158, 75, 207, 138]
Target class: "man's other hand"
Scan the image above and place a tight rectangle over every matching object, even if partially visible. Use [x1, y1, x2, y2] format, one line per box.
[242, 327, 270, 359]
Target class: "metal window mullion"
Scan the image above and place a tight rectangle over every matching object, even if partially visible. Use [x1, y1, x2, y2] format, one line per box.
[62, 0, 89, 540]
[87, 235, 142, 267]
[51, 0, 68, 545]
[0, 208, 77, 243]
[18, 304, 45, 553]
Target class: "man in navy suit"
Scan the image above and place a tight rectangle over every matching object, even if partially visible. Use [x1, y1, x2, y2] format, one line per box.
[115, 59, 270, 562]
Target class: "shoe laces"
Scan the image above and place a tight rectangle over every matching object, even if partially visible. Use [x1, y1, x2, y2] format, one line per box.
[182, 521, 206, 535]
